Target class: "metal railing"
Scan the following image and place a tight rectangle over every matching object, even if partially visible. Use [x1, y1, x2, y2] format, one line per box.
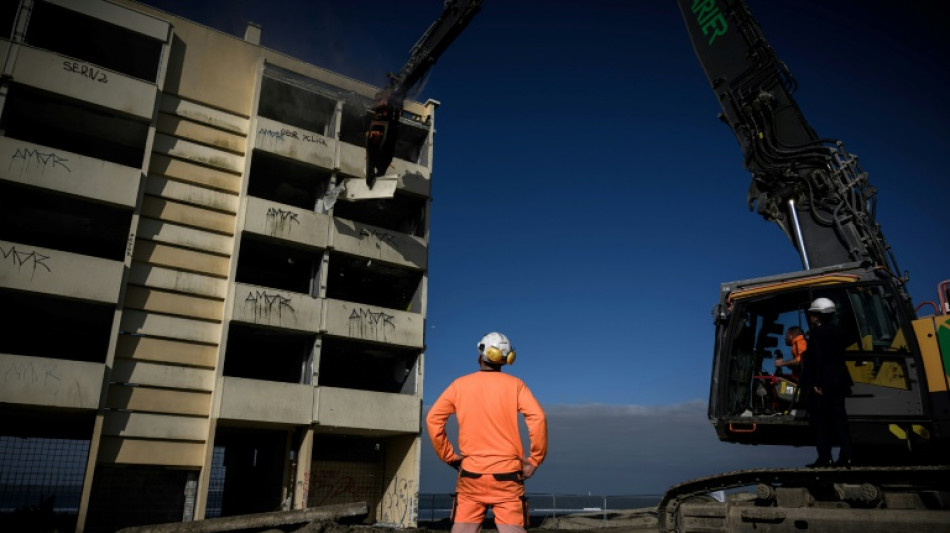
[417, 492, 661, 527]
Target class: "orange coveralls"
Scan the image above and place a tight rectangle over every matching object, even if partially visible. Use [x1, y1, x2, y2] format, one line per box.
[426, 370, 547, 529]
[788, 333, 807, 379]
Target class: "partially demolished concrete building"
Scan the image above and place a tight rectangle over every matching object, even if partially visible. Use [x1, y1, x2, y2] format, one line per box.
[0, 1, 434, 531]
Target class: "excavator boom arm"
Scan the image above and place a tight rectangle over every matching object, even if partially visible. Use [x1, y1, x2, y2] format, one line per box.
[365, 0, 482, 184]
[390, 0, 483, 102]
[677, 0, 903, 285]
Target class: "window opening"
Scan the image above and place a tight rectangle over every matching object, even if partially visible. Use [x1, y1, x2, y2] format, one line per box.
[0, 181, 133, 262]
[326, 252, 422, 312]
[318, 336, 418, 394]
[223, 323, 315, 384]
[258, 77, 336, 137]
[0, 289, 114, 363]
[247, 151, 331, 211]
[24, 0, 163, 82]
[235, 235, 321, 295]
[1, 84, 149, 168]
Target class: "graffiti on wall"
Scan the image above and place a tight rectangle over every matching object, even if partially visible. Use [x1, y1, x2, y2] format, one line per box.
[265, 207, 301, 236]
[359, 227, 397, 250]
[307, 470, 362, 508]
[348, 308, 395, 341]
[3, 359, 62, 386]
[62, 60, 108, 83]
[380, 477, 417, 527]
[9, 147, 71, 176]
[258, 128, 286, 141]
[257, 128, 329, 147]
[305, 462, 416, 525]
[297, 471, 312, 510]
[244, 290, 295, 323]
[1, 244, 52, 280]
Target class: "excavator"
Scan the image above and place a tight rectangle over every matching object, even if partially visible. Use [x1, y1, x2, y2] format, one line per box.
[658, 0, 950, 531]
[364, 1, 949, 531]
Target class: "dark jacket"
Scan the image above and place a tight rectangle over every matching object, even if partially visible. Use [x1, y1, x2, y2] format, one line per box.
[800, 320, 853, 396]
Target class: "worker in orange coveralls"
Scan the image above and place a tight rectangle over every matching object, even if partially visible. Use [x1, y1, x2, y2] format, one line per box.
[774, 325, 807, 380]
[426, 332, 548, 533]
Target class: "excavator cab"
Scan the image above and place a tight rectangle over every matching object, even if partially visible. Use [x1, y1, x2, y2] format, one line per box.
[708, 264, 932, 460]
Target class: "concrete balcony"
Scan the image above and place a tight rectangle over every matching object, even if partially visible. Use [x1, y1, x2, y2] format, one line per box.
[243, 196, 330, 250]
[329, 218, 426, 270]
[0, 239, 125, 303]
[0, 137, 142, 208]
[12, 44, 157, 120]
[218, 376, 313, 425]
[0, 353, 104, 410]
[231, 282, 321, 333]
[315, 386, 420, 434]
[254, 116, 335, 170]
[322, 299, 423, 348]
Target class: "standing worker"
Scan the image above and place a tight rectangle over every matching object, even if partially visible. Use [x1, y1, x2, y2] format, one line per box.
[426, 332, 548, 533]
[800, 298, 854, 468]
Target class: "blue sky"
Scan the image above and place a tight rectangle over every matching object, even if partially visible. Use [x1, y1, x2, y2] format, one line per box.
[137, 1, 949, 495]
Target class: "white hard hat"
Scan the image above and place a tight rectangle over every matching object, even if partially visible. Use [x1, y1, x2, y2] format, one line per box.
[808, 297, 836, 313]
[477, 332, 516, 365]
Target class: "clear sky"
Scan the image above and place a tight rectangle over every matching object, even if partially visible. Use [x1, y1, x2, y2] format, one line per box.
[136, 1, 949, 496]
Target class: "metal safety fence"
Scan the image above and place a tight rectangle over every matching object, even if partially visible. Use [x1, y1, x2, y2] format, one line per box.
[0, 435, 89, 532]
[417, 492, 661, 527]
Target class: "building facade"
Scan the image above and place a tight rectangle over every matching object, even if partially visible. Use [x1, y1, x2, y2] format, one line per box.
[0, 1, 435, 531]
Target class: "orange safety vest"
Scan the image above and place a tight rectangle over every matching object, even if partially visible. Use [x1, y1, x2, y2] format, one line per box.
[789, 334, 807, 378]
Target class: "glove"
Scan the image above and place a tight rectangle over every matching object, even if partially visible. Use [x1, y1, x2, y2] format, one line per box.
[448, 459, 462, 470]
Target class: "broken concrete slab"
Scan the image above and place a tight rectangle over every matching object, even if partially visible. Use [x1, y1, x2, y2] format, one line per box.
[343, 176, 397, 200]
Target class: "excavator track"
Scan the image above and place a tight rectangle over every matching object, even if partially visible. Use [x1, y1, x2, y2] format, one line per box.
[657, 465, 950, 532]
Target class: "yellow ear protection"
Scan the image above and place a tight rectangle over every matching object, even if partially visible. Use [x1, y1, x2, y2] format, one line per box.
[481, 343, 516, 365]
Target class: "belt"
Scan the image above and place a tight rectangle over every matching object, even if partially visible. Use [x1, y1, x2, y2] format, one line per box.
[459, 469, 523, 482]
